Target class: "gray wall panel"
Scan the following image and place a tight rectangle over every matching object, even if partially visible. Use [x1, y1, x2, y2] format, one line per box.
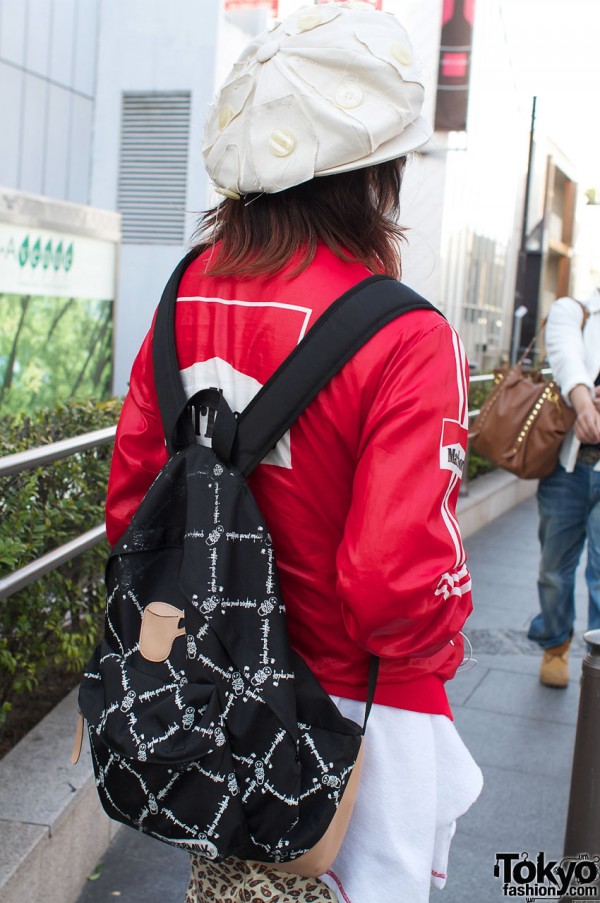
[25, 0, 51, 75]
[43, 83, 71, 197]
[73, 0, 97, 96]
[0, 0, 26, 66]
[67, 94, 92, 203]
[49, 0, 75, 87]
[0, 61, 22, 186]
[20, 72, 47, 194]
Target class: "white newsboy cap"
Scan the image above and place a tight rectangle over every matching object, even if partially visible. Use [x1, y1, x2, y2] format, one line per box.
[203, 1, 432, 197]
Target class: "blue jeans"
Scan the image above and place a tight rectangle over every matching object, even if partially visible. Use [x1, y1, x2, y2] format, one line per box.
[528, 461, 600, 649]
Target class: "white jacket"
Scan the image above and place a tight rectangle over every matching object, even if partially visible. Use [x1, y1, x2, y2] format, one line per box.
[545, 288, 600, 472]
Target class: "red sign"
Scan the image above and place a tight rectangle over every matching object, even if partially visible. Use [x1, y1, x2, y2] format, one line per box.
[435, 0, 476, 131]
[224, 0, 278, 13]
[317, 0, 382, 6]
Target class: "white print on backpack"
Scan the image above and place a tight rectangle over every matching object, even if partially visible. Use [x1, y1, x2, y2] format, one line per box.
[207, 793, 233, 837]
[260, 620, 272, 666]
[138, 683, 177, 704]
[182, 707, 195, 730]
[230, 671, 245, 695]
[120, 690, 136, 712]
[299, 732, 329, 773]
[251, 666, 272, 686]
[196, 623, 209, 641]
[263, 546, 276, 595]
[226, 531, 263, 543]
[200, 595, 220, 615]
[321, 773, 341, 789]
[212, 481, 221, 525]
[221, 598, 256, 609]
[227, 772, 239, 795]
[258, 597, 277, 617]
[263, 730, 286, 766]
[186, 635, 197, 659]
[205, 525, 224, 546]
[159, 834, 220, 858]
[208, 548, 219, 594]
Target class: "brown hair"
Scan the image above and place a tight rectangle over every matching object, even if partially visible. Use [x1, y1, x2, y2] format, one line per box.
[194, 158, 408, 279]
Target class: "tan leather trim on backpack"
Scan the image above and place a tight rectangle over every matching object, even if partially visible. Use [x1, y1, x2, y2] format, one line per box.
[70, 711, 85, 765]
[139, 601, 185, 662]
[268, 739, 364, 878]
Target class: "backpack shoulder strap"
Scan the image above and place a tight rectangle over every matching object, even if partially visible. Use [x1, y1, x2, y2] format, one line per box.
[152, 259, 440, 463]
[233, 274, 440, 475]
[152, 248, 203, 454]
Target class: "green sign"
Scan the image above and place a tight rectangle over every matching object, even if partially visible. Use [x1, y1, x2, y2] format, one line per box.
[18, 236, 74, 272]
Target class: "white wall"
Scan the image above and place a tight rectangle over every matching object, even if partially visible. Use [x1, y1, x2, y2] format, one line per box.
[90, 0, 225, 394]
[572, 202, 600, 301]
[388, 0, 446, 304]
[434, 0, 531, 365]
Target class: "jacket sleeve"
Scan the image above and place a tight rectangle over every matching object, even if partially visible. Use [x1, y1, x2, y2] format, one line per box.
[335, 317, 472, 662]
[545, 296, 593, 405]
[105, 323, 168, 546]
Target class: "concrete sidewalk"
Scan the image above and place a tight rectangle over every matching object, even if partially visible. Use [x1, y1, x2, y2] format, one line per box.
[75, 496, 589, 903]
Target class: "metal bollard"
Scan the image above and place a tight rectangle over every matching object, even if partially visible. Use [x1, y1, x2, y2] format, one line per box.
[563, 628, 600, 858]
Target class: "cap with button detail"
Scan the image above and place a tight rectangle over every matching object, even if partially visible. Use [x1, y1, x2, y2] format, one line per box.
[203, 1, 432, 196]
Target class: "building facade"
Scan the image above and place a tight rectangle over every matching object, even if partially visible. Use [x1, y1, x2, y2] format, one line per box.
[0, 0, 119, 416]
[1, 0, 590, 412]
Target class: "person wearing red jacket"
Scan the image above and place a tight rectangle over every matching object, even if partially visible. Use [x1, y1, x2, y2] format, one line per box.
[107, 5, 482, 902]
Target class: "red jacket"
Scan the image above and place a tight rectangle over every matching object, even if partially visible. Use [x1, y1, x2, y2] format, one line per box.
[106, 245, 472, 718]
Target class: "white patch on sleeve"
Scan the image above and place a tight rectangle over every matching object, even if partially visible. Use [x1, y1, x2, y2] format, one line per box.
[439, 418, 466, 478]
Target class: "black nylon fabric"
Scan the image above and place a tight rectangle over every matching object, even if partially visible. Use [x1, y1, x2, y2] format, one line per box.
[79, 444, 362, 861]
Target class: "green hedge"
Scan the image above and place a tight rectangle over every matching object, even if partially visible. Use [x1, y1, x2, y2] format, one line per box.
[0, 399, 122, 730]
[0, 380, 496, 734]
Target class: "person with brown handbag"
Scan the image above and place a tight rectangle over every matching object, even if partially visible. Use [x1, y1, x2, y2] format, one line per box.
[526, 290, 600, 687]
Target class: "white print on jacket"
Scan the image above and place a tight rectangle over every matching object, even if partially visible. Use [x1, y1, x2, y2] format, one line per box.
[181, 358, 296, 465]
[178, 295, 312, 469]
[436, 328, 471, 599]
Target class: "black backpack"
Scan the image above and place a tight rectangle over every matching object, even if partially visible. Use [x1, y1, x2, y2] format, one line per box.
[76, 250, 436, 865]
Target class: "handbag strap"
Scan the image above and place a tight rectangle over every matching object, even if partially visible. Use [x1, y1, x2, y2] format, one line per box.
[519, 298, 589, 370]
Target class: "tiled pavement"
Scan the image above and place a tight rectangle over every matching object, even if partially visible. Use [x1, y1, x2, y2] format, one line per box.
[76, 496, 590, 903]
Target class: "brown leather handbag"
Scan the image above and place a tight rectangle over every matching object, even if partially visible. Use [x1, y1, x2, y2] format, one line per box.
[469, 303, 589, 480]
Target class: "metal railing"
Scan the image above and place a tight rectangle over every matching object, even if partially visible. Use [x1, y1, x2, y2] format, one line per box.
[2, 384, 599, 861]
[0, 426, 116, 600]
[0, 366, 551, 600]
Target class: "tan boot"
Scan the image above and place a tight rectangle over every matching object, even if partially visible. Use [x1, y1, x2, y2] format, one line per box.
[540, 639, 571, 688]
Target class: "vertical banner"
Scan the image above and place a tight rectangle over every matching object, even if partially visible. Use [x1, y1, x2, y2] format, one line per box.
[435, 0, 475, 131]
[224, 0, 278, 14]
